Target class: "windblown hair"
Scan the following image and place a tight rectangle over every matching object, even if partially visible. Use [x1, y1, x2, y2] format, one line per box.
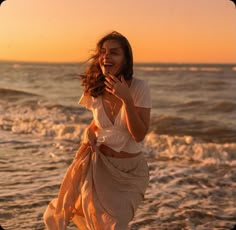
[80, 31, 133, 97]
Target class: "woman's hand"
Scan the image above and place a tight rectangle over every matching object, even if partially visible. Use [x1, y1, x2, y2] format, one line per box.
[104, 74, 133, 104]
[105, 74, 150, 142]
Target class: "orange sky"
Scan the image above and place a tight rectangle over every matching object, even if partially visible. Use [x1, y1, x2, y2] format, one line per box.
[0, 0, 235, 63]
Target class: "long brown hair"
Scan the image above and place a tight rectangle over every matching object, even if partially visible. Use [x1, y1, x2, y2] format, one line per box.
[80, 31, 133, 97]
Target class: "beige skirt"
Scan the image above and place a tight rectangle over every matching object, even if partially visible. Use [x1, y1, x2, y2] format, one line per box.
[43, 144, 149, 230]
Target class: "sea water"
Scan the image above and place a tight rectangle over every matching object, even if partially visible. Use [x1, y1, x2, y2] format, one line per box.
[0, 61, 236, 229]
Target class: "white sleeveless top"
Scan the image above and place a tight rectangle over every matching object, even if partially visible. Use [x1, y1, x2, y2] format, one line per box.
[78, 78, 152, 153]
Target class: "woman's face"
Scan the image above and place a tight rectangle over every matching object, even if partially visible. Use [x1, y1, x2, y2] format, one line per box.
[98, 39, 126, 78]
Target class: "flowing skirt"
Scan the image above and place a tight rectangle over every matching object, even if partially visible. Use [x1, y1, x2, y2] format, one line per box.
[43, 144, 149, 230]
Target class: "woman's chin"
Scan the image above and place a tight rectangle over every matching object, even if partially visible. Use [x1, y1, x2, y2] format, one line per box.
[102, 70, 110, 76]
[102, 68, 119, 77]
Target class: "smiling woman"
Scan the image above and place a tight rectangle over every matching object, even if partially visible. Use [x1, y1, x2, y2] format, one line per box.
[43, 31, 152, 230]
[99, 42, 126, 77]
[80, 31, 134, 97]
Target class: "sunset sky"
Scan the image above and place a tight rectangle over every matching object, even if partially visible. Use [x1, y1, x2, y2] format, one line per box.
[0, 0, 235, 63]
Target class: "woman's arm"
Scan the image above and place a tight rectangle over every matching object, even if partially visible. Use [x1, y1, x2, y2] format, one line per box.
[123, 100, 150, 142]
[105, 74, 151, 142]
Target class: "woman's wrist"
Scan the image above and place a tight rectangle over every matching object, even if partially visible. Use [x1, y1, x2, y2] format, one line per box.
[122, 95, 134, 107]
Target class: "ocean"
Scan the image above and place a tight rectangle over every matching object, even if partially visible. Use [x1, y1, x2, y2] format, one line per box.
[0, 61, 236, 229]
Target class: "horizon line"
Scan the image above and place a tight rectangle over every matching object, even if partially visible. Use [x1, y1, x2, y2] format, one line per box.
[0, 59, 235, 65]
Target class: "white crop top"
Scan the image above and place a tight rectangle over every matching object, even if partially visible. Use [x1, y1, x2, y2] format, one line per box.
[78, 78, 152, 153]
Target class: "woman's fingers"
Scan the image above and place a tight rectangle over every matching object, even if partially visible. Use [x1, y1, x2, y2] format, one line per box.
[107, 72, 117, 81]
[105, 87, 113, 94]
[105, 73, 119, 84]
[105, 77, 115, 86]
[104, 74, 117, 93]
[104, 80, 113, 90]
[104, 74, 127, 96]
[105, 73, 122, 87]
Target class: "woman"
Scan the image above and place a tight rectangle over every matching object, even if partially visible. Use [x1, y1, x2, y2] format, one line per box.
[44, 31, 152, 230]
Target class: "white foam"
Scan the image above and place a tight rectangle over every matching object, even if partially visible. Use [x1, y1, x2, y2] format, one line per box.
[143, 131, 236, 165]
[0, 105, 87, 142]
